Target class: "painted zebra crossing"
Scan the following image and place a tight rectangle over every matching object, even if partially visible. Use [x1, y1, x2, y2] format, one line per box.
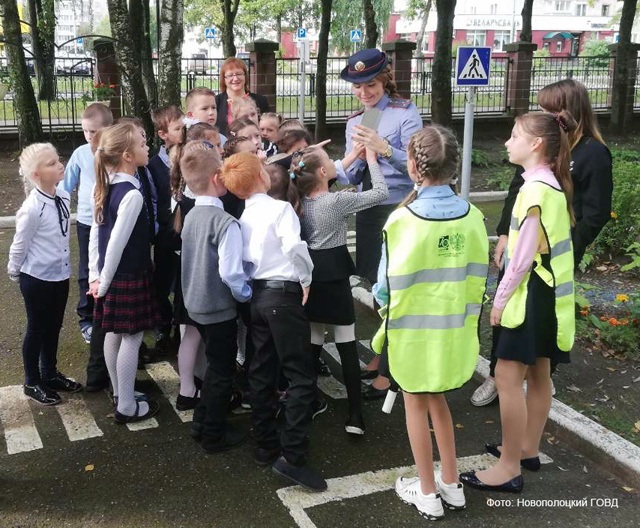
[0, 341, 374, 456]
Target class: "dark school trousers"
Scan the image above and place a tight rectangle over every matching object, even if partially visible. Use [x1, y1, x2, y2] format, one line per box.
[153, 232, 177, 332]
[194, 317, 238, 439]
[19, 274, 69, 386]
[76, 222, 94, 330]
[249, 285, 316, 466]
[86, 318, 108, 387]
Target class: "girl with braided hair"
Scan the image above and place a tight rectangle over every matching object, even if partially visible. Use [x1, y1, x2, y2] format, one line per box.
[372, 125, 488, 519]
[290, 144, 387, 435]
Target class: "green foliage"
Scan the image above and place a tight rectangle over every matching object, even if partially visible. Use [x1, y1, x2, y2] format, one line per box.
[620, 243, 640, 272]
[578, 252, 594, 272]
[471, 148, 490, 168]
[580, 38, 611, 68]
[485, 166, 513, 191]
[590, 155, 640, 257]
[330, 0, 394, 53]
[451, 40, 468, 58]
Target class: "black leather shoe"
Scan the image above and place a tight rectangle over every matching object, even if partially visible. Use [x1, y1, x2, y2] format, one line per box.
[201, 426, 246, 453]
[254, 447, 281, 466]
[485, 443, 541, 472]
[44, 372, 83, 393]
[362, 383, 388, 400]
[24, 384, 61, 406]
[360, 369, 378, 380]
[115, 400, 160, 424]
[176, 393, 200, 411]
[459, 471, 524, 493]
[272, 456, 327, 492]
[345, 413, 366, 436]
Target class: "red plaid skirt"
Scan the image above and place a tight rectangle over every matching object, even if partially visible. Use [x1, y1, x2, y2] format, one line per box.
[94, 270, 161, 334]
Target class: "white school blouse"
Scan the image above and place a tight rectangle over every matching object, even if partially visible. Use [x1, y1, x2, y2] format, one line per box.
[8, 188, 71, 282]
[240, 193, 313, 287]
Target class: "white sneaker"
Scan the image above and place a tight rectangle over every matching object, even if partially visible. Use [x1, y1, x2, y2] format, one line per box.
[435, 472, 465, 510]
[470, 377, 498, 406]
[395, 477, 445, 521]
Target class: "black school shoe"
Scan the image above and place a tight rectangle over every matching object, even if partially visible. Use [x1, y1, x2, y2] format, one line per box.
[459, 471, 524, 493]
[485, 443, 541, 472]
[115, 400, 160, 424]
[272, 456, 327, 492]
[24, 384, 61, 406]
[43, 371, 83, 393]
[201, 426, 246, 454]
[254, 447, 281, 466]
[176, 393, 200, 411]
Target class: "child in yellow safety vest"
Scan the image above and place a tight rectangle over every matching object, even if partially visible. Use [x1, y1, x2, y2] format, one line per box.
[372, 125, 489, 520]
[460, 111, 577, 494]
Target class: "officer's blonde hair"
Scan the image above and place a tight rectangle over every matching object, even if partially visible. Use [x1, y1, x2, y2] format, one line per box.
[373, 65, 400, 98]
[19, 143, 59, 197]
[400, 125, 460, 208]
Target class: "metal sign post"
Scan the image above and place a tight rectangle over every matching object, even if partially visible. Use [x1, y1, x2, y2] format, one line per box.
[455, 46, 492, 200]
[298, 37, 309, 124]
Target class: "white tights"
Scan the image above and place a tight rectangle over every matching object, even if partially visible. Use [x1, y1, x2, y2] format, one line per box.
[310, 323, 355, 345]
[104, 331, 149, 416]
[178, 324, 206, 397]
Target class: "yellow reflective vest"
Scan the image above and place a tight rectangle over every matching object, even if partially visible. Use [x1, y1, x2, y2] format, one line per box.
[372, 203, 489, 393]
[502, 181, 575, 352]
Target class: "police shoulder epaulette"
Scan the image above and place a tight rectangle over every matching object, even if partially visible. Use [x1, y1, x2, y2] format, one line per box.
[347, 108, 365, 120]
[387, 97, 412, 109]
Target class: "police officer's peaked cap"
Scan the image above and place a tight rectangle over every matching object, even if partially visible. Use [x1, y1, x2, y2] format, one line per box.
[340, 49, 389, 84]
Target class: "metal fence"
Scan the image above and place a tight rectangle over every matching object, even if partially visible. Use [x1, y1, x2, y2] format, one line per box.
[635, 58, 640, 110]
[529, 56, 615, 110]
[0, 56, 95, 136]
[410, 56, 510, 115]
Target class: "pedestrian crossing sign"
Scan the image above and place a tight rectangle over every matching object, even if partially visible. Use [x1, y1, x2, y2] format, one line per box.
[455, 46, 492, 86]
[205, 28, 216, 39]
[350, 29, 362, 42]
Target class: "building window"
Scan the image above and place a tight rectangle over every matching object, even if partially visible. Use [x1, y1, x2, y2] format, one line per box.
[470, 6, 477, 14]
[555, 1, 570, 11]
[490, 4, 498, 14]
[556, 40, 564, 53]
[576, 3, 586, 16]
[493, 30, 511, 51]
[467, 30, 486, 47]
[602, 4, 610, 16]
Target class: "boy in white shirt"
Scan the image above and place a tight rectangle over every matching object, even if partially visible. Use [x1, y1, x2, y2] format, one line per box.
[221, 152, 326, 492]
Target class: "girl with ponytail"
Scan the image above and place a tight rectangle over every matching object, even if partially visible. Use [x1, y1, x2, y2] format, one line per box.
[461, 111, 577, 494]
[88, 122, 161, 423]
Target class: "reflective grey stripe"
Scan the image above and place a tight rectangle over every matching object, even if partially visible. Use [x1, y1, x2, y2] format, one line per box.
[388, 303, 482, 330]
[510, 215, 520, 231]
[551, 238, 572, 259]
[388, 263, 489, 290]
[555, 281, 574, 297]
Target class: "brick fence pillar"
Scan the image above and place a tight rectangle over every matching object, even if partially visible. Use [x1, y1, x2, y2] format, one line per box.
[504, 41, 537, 116]
[247, 39, 279, 112]
[93, 39, 121, 119]
[382, 39, 417, 100]
[607, 43, 640, 122]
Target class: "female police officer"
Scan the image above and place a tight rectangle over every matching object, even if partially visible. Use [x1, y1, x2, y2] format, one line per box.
[337, 48, 423, 399]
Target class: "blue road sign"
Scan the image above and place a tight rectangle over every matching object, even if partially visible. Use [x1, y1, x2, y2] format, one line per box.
[455, 47, 492, 86]
[350, 29, 362, 42]
[205, 28, 216, 39]
[297, 28, 307, 39]
[77, 38, 83, 44]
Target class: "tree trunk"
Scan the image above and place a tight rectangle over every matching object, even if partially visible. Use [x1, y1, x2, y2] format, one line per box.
[363, 0, 378, 48]
[220, 0, 240, 57]
[276, 14, 282, 47]
[520, 0, 534, 43]
[158, 0, 184, 107]
[1, 0, 43, 144]
[106, 0, 154, 139]
[415, 0, 433, 59]
[315, 0, 333, 141]
[27, 0, 56, 101]
[431, 0, 456, 126]
[131, 0, 158, 107]
[610, 0, 638, 132]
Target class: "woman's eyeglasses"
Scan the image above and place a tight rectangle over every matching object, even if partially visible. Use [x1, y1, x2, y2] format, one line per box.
[224, 73, 245, 80]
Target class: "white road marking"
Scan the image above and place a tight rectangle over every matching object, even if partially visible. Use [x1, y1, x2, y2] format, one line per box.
[316, 374, 347, 400]
[56, 393, 103, 441]
[126, 417, 159, 431]
[145, 361, 193, 423]
[0, 385, 43, 454]
[277, 453, 553, 528]
[323, 342, 367, 370]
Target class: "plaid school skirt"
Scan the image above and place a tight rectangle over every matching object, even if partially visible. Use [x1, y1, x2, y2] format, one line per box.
[94, 269, 161, 334]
